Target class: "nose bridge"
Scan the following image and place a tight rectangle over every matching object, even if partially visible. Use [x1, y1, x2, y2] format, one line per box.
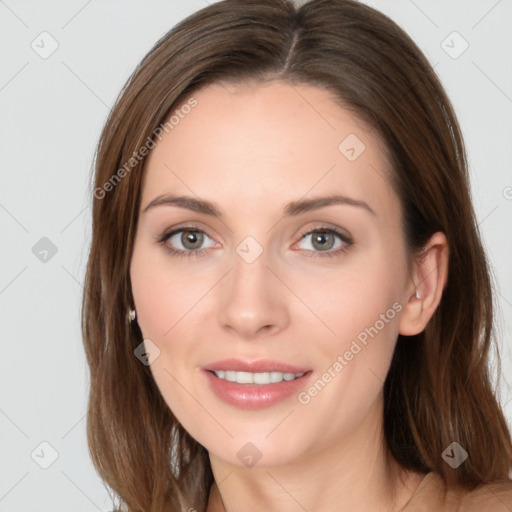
[229, 234, 273, 301]
[216, 233, 288, 337]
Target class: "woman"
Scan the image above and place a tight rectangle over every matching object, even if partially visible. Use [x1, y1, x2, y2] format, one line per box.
[82, 0, 512, 510]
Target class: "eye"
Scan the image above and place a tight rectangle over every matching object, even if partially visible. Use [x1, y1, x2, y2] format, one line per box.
[156, 225, 216, 258]
[294, 226, 353, 258]
[156, 224, 353, 259]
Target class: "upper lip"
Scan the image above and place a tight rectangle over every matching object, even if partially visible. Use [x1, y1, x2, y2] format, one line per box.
[203, 358, 311, 374]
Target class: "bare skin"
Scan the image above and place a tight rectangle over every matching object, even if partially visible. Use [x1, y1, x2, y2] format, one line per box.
[129, 80, 448, 511]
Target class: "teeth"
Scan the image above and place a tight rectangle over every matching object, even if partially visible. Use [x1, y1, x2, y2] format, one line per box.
[213, 370, 305, 385]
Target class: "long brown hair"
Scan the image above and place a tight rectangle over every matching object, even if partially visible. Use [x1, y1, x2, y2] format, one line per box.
[81, 0, 512, 510]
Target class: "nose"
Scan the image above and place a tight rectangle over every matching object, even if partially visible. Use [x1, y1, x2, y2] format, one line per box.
[216, 246, 289, 340]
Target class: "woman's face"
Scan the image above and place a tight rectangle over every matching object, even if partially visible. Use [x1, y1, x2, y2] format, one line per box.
[130, 80, 414, 468]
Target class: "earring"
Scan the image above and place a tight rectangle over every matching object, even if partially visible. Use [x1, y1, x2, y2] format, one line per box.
[128, 308, 136, 321]
[415, 290, 422, 299]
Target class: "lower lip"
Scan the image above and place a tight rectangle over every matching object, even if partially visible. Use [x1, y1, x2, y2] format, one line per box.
[202, 370, 313, 410]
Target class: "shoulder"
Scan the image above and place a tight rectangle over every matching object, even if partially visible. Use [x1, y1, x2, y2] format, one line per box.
[404, 471, 512, 512]
[456, 478, 512, 512]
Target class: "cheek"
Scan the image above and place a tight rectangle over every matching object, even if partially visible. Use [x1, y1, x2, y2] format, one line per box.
[292, 267, 402, 439]
[130, 246, 203, 424]
[305, 257, 402, 343]
[295, 256, 403, 414]
[130, 243, 201, 339]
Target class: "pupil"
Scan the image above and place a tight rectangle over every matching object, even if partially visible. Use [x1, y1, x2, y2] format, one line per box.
[314, 232, 333, 250]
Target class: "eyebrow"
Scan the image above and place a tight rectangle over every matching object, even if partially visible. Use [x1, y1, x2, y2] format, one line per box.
[142, 193, 376, 218]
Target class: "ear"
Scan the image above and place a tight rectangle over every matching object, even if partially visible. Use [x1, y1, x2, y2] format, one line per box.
[398, 231, 449, 336]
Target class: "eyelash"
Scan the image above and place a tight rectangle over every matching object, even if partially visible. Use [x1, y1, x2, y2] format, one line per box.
[156, 223, 353, 259]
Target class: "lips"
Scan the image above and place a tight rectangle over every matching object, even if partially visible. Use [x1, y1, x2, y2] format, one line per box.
[203, 358, 311, 374]
[202, 367, 313, 410]
[200, 358, 314, 409]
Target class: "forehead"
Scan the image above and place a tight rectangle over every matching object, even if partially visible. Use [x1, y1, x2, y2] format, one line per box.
[141, 80, 398, 223]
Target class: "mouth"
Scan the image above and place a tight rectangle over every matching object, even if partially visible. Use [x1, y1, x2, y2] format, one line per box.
[202, 366, 313, 410]
[207, 369, 308, 385]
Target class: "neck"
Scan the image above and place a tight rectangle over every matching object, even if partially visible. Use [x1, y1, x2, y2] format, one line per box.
[205, 396, 426, 512]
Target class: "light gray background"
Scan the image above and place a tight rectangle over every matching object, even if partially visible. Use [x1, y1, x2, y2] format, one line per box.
[1, 0, 511, 510]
